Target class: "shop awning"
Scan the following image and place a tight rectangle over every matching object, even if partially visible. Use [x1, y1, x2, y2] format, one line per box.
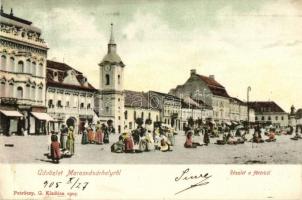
[31, 112, 54, 121]
[0, 110, 23, 117]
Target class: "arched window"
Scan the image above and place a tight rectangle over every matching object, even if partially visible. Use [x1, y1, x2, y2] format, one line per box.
[0, 81, 5, 97]
[1, 55, 6, 70]
[141, 112, 144, 119]
[9, 57, 15, 71]
[17, 87, 23, 98]
[31, 62, 36, 76]
[118, 74, 121, 84]
[26, 84, 30, 99]
[26, 59, 31, 73]
[134, 111, 136, 120]
[38, 86, 43, 101]
[124, 110, 128, 120]
[87, 103, 91, 109]
[261, 116, 265, 121]
[268, 116, 271, 121]
[105, 74, 110, 85]
[39, 63, 43, 77]
[9, 82, 14, 97]
[80, 103, 84, 108]
[31, 85, 36, 100]
[17, 61, 24, 73]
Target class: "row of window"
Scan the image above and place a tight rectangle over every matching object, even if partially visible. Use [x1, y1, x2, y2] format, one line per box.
[48, 99, 91, 109]
[255, 115, 285, 121]
[0, 55, 44, 77]
[123, 110, 159, 121]
[0, 81, 43, 100]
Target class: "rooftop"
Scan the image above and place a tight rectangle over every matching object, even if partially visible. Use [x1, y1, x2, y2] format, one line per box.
[248, 101, 286, 113]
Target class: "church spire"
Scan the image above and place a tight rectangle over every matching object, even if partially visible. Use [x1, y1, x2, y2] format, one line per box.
[108, 23, 116, 53]
[109, 23, 115, 44]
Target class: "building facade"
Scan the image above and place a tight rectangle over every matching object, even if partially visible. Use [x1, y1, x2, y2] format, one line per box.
[248, 101, 288, 127]
[0, 8, 51, 135]
[124, 90, 160, 131]
[169, 69, 253, 124]
[46, 60, 98, 133]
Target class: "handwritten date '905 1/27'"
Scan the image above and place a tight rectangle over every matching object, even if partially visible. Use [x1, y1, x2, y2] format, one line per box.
[43, 177, 89, 191]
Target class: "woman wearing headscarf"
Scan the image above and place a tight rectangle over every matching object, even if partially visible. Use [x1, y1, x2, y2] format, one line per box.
[81, 123, 89, 145]
[60, 124, 68, 150]
[66, 126, 75, 155]
[102, 124, 110, 144]
[87, 124, 95, 144]
[94, 121, 104, 144]
[50, 132, 61, 163]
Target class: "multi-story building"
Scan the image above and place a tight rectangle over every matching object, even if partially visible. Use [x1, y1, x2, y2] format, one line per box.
[230, 97, 255, 123]
[148, 91, 182, 130]
[248, 101, 288, 127]
[46, 60, 98, 133]
[169, 69, 231, 123]
[124, 90, 160, 131]
[0, 8, 51, 135]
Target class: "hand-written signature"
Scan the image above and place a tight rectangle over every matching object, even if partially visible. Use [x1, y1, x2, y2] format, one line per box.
[174, 168, 212, 195]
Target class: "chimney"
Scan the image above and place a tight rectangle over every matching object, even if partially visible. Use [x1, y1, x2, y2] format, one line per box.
[190, 69, 196, 76]
[209, 75, 215, 80]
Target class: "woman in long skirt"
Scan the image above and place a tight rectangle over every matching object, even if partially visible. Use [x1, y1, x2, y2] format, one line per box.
[94, 122, 104, 144]
[66, 126, 75, 155]
[102, 124, 109, 144]
[50, 133, 61, 163]
[88, 126, 95, 144]
[60, 125, 68, 150]
[81, 127, 89, 144]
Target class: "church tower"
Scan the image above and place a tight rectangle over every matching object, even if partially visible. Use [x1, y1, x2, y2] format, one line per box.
[98, 23, 125, 134]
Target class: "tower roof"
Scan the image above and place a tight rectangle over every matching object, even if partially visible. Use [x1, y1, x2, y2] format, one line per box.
[99, 23, 125, 67]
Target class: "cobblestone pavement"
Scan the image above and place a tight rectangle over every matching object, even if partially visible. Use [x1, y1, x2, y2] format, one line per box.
[0, 133, 301, 164]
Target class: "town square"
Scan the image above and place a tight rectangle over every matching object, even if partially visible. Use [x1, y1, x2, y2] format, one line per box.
[0, 0, 302, 164]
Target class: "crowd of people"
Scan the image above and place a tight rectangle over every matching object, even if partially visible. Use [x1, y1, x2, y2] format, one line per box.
[183, 122, 302, 146]
[46, 118, 302, 163]
[111, 123, 176, 153]
[80, 121, 114, 145]
[48, 124, 75, 163]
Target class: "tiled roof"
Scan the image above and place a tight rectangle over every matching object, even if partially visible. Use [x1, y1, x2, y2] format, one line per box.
[248, 101, 286, 113]
[46, 60, 97, 92]
[197, 74, 230, 98]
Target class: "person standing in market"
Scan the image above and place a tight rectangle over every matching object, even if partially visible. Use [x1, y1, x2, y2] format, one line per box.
[50, 131, 61, 163]
[60, 124, 68, 150]
[94, 121, 104, 144]
[66, 126, 75, 155]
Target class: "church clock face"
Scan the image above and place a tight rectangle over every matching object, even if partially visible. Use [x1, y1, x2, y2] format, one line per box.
[105, 65, 111, 72]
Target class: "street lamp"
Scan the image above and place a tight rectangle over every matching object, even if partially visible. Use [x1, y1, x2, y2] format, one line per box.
[247, 86, 251, 129]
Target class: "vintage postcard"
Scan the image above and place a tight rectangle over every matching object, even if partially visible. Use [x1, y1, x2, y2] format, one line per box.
[0, 0, 301, 199]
